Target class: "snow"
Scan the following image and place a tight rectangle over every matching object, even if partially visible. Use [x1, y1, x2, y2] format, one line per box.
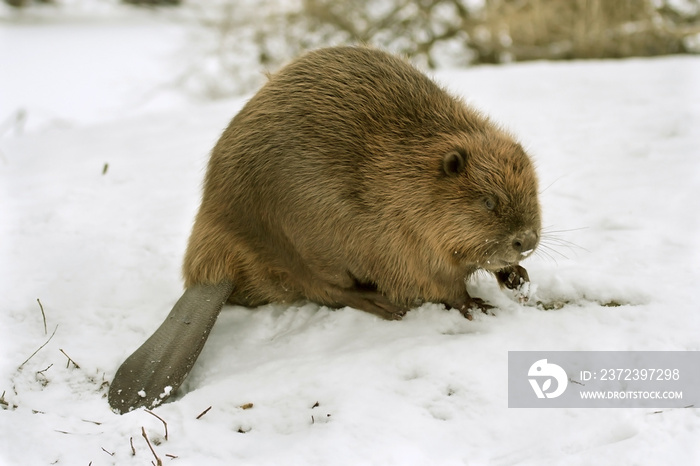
[0, 9, 189, 133]
[2, 9, 700, 466]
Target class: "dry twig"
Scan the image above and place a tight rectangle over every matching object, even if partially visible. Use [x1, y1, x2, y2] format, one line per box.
[18, 325, 58, 370]
[36, 298, 47, 335]
[36, 364, 53, 376]
[145, 409, 168, 441]
[196, 406, 212, 419]
[82, 419, 102, 426]
[141, 427, 163, 466]
[59, 349, 80, 369]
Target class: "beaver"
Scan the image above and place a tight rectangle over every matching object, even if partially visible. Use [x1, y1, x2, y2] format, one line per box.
[108, 46, 541, 414]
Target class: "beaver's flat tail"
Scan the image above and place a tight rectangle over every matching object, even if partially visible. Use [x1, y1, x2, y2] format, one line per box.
[108, 280, 234, 414]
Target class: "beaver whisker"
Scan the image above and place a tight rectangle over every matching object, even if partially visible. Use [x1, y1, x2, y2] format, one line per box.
[541, 225, 588, 233]
[540, 235, 587, 252]
[538, 175, 567, 194]
[532, 245, 562, 265]
[538, 230, 587, 257]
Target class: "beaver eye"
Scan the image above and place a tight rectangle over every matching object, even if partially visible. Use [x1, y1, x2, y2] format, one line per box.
[483, 196, 497, 211]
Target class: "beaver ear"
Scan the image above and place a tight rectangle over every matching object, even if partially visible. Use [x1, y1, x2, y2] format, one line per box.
[442, 149, 467, 176]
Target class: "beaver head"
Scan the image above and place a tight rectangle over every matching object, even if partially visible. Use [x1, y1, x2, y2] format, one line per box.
[424, 130, 541, 274]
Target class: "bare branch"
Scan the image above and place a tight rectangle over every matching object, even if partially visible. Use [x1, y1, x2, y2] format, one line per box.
[18, 325, 58, 370]
[196, 406, 212, 419]
[145, 409, 169, 441]
[36, 298, 47, 335]
[141, 427, 163, 466]
[59, 349, 80, 369]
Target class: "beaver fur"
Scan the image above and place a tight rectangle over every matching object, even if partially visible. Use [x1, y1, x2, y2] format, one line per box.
[183, 46, 541, 319]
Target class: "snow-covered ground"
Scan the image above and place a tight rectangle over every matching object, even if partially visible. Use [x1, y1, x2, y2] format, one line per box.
[2, 8, 700, 466]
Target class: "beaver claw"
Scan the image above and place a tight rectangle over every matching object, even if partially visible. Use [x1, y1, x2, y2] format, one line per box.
[495, 265, 530, 290]
[495, 265, 531, 303]
[333, 288, 409, 320]
[446, 296, 494, 320]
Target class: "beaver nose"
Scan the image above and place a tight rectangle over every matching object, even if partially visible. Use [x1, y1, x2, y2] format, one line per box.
[512, 230, 538, 255]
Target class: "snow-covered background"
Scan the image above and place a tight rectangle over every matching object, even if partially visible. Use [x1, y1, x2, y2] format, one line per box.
[2, 5, 699, 466]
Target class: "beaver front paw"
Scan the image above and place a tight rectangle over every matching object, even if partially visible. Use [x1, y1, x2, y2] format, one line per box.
[495, 265, 530, 289]
[495, 265, 531, 303]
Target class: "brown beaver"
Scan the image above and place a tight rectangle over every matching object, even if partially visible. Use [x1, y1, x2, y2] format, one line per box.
[108, 46, 541, 414]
